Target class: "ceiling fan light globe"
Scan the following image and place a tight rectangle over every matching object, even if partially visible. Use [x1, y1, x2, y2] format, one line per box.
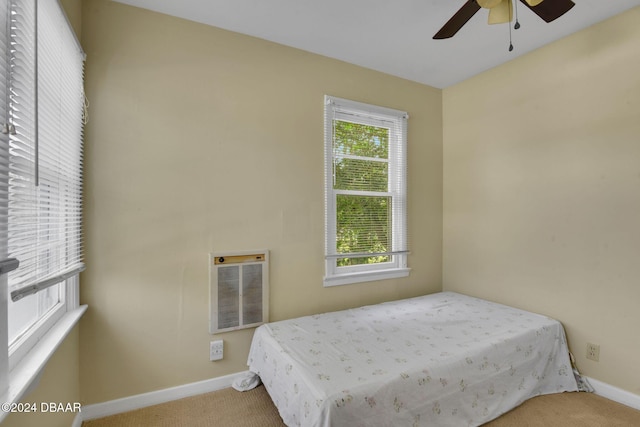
[488, 0, 513, 24]
[477, 0, 502, 9]
[524, 0, 545, 6]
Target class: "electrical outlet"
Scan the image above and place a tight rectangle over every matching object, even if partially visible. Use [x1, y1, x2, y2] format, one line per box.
[210, 340, 224, 361]
[586, 342, 600, 362]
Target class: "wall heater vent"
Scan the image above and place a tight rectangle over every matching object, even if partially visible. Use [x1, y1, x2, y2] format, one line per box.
[209, 250, 269, 334]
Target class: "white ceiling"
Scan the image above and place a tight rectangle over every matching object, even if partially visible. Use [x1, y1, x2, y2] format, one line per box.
[112, 0, 640, 88]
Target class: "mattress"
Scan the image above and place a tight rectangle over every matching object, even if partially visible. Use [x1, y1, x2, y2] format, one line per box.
[246, 292, 579, 427]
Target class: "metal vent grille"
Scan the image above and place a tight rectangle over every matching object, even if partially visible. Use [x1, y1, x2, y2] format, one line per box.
[210, 250, 269, 334]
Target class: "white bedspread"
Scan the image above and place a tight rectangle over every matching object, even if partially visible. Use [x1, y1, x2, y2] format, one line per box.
[246, 292, 578, 427]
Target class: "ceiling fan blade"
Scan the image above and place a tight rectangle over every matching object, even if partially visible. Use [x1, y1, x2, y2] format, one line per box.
[519, 0, 575, 23]
[433, 0, 481, 39]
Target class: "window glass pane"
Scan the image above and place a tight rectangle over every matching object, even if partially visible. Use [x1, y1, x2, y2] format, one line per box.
[7, 284, 60, 344]
[336, 194, 391, 266]
[334, 157, 388, 192]
[333, 120, 388, 159]
[333, 120, 389, 192]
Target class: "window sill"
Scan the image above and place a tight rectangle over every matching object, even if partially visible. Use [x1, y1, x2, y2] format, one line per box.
[0, 305, 87, 423]
[323, 268, 410, 287]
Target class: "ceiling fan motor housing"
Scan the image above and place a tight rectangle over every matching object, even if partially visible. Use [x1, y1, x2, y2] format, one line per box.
[479, 0, 544, 7]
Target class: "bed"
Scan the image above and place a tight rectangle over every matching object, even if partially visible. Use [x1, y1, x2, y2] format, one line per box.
[241, 292, 582, 427]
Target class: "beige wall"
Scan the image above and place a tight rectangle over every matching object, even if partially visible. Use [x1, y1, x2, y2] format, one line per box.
[2, 327, 81, 427]
[80, 0, 442, 404]
[443, 8, 640, 395]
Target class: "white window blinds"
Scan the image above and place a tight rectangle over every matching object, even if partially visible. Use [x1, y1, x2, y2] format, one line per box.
[324, 96, 409, 286]
[4, 0, 85, 302]
[1, 1, 10, 273]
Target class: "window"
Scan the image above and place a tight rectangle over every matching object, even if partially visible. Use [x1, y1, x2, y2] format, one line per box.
[0, 0, 86, 410]
[324, 96, 409, 286]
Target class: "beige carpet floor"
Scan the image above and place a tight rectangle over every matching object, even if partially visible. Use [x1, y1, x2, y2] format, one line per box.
[83, 386, 640, 427]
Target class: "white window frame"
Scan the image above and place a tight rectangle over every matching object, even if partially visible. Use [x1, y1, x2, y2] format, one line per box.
[323, 95, 410, 287]
[0, 279, 85, 423]
[0, 0, 86, 417]
[8, 279, 76, 371]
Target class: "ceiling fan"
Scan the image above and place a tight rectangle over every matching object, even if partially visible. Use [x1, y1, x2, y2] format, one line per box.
[433, 0, 575, 39]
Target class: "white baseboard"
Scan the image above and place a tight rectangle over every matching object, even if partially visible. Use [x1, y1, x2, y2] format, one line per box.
[71, 373, 639, 426]
[79, 371, 248, 422]
[585, 376, 640, 411]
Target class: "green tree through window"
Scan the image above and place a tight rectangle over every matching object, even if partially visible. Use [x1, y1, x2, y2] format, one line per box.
[333, 121, 391, 266]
